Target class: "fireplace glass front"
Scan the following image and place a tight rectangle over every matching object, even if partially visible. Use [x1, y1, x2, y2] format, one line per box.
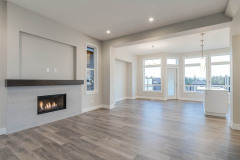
[37, 94, 66, 115]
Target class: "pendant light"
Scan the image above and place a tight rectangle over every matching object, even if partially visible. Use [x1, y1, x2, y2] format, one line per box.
[200, 33, 206, 71]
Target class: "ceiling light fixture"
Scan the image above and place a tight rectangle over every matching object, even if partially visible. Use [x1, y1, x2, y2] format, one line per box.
[200, 33, 206, 71]
[106, 30, 111, 34]
[152, 45, 155, 48]
[149, 17, 154, 22]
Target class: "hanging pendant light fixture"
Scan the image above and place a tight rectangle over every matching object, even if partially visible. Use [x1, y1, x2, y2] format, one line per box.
[200, 33, 206, 71]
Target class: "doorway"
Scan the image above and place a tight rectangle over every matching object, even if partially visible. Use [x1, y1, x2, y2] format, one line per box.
[167, 68, 177, 99]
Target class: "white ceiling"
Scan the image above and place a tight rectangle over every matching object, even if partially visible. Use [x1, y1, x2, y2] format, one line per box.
[116, 28, 230, 55]
[8, 0, 229, 41]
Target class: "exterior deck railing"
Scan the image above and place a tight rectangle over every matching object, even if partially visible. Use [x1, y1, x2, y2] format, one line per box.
[185, 85, 230, 92]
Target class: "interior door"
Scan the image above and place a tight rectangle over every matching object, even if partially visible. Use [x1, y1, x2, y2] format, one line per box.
[167, 68, 177, 99]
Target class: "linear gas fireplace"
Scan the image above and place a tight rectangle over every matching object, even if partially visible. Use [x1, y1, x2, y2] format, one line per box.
[37, 94, 66, 115]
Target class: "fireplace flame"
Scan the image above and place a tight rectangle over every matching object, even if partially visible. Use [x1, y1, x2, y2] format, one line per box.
[39, 101, 58, 110]
[47, 102, 51, 109]
[39, 101, 44, 110]
[52, 102, 57, 107]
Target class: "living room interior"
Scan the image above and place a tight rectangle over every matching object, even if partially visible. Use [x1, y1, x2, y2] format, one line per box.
[114, 28, 230, 102]
[1, 0, 240, 160]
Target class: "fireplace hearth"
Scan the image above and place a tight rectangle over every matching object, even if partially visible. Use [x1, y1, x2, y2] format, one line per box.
[37, 94, 66, 114]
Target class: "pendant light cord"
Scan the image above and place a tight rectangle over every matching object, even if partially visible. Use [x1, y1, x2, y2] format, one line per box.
[201, 33, 204, 58]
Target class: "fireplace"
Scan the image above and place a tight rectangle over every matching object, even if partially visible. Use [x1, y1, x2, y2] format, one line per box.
[37, 94, 66, 114]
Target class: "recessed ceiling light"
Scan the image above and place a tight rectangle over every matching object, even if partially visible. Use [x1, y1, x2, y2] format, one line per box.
[106, 30, 111, 34]
[149, 17, 154, 22]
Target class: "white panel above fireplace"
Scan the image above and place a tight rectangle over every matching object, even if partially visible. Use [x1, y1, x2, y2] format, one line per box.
[20, 32, 76, 80]
[6, 85, 82, 134]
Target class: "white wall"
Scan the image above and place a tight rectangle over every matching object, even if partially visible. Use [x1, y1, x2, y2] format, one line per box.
[0, 2, 104, 133]
[232, 36, 240, 126]
[231, 6, 240, 128]
[6, 2, 103, 110]
[20, 32, 76, 80]
[114, 49, 138, 100]
[0, 0, 7, 132]
[137, 48, 230, 101]
[115, 60, 128, 101]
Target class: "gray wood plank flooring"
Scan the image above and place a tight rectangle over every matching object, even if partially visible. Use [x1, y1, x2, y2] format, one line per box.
[0, 99, 240, 160]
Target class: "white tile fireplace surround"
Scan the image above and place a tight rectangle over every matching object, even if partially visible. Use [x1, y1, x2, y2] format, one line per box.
[6, 85, 82, 134]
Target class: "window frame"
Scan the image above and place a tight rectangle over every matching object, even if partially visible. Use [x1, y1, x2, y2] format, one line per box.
[210, 54, 231, 64]
[86, 43, 98, 95]
[143, 58, 162, 93]
[183, 56, 207, 93]
[166, 57, 178, 65]
[210, 54, 231, 91]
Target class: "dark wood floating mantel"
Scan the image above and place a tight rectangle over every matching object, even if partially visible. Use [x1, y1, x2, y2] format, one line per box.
[5, 79, 84, 87]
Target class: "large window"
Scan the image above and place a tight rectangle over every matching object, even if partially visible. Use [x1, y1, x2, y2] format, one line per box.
[167, 58, 178, 65]
[184, 57, 206, 92]
[143, 59, 161, 92]
[211, 55, 230, 91]
[86, 46, 97, 92]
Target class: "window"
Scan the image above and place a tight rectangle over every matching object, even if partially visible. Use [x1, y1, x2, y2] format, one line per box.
[184, 57, 206, 92]
[86, 46, 97, 92]
[143, 59, 161, 92]
[167, 58, 178, 65]
[211, 55, 230, 63]
[144, 59, 161, 66]
[184, 57, 202, 65]
[211, 55, 230, 91]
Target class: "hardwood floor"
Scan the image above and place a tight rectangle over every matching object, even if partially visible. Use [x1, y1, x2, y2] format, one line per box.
[0, 99, 240, 160]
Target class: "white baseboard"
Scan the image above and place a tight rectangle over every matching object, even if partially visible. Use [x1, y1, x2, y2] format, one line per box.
[204, 112, 226, 117]
[115, 97, 128, 103]
[230, 121, 240, 130]
[102, 104, 115, 109]
[82, 105, 103, 113]
[110, 104, 115, 109]
[178, 97, 203, 102]
[136, 96, 166, 101]
[0, 128, 6, 135]
[115, 97, 136, 103]
[127, 97, 136, 100]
